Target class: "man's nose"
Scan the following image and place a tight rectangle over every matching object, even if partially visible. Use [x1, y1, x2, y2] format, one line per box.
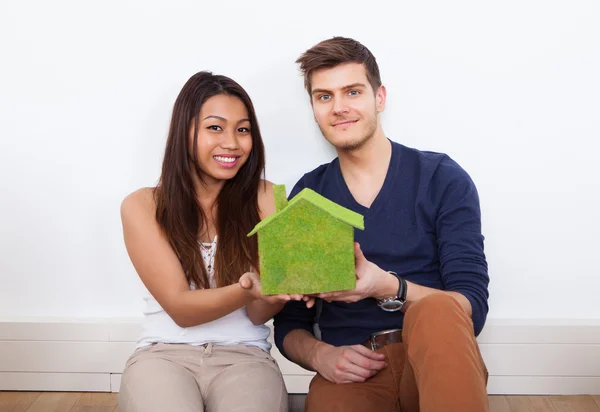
[331, 95, 350, 115]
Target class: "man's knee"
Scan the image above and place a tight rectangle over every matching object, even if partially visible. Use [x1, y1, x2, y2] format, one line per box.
[406, 293, 465, 320]
[305, 374, 396, 412]
[403, 293, 474, 339]
[306, 388, 360, 412]
[306, 375, 355, 412]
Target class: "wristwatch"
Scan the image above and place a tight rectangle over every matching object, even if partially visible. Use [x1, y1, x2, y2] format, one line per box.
[377, 271, 407, 312]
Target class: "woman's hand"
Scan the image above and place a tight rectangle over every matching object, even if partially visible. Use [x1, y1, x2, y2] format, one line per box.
[239, 272, 317, 308]
[239, 272, 302, 304]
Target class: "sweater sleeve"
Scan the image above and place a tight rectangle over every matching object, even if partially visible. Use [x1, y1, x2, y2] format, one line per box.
[432, 158, 490, 336]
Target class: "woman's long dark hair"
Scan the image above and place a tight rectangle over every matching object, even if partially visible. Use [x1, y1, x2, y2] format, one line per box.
[154, 71, 265, 289]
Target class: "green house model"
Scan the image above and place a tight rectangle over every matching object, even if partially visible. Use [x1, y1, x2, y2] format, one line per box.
[247, 185, 364, 295]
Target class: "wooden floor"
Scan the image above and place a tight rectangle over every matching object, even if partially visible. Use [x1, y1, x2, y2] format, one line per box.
[0, 392, 599, 412]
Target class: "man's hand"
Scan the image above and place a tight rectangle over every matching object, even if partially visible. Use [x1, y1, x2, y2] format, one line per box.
[239, 272, 304, 305]
[317, 243, 396, 303]
[313, 342, 387, 384]
[302, 295, 317, 308]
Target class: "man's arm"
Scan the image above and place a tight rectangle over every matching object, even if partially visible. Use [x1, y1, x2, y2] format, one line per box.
[281, 329, 322, 372]
[317, 159, 487, 333]
[432, 159, 489, 335]
[320, 261, 472, 313]
[317, 243, 473, 315]
[281, 325, 387, 384]
[375, 159, 487, 330]
[273, 299, 317, 361]
[406, 285, 472, 314]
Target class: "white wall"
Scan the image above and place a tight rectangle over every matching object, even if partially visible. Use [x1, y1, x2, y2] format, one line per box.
[0, 0, 598, 321]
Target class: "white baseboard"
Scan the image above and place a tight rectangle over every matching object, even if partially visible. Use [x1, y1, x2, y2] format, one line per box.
[1, 318, 599, 395]
[0, 372, 111, 392]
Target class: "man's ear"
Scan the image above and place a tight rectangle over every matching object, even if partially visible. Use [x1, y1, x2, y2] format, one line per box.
[376, 85, 387, 113]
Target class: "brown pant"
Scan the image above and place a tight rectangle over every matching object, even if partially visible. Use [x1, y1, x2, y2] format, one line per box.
[305, 294, 489, 412]
[118, 342, 288, 412]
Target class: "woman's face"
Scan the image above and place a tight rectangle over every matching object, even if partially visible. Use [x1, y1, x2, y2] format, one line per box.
[191, 94, 253, 185]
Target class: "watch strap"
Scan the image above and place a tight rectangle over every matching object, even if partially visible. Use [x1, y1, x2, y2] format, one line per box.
[388, 271, 407, 303]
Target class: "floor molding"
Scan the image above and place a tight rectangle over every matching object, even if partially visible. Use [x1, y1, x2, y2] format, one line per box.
[1, 318, 599, 394]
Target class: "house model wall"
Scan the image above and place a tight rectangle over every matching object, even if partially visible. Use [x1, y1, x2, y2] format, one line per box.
[248, 185, 364, 295]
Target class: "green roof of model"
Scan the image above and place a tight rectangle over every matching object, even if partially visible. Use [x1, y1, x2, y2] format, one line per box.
[247, 185, 364, 236]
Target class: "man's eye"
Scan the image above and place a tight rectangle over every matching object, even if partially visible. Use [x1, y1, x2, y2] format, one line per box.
[318, 95, 331, 101]
[238, 127, 250, 133]
[349, 90, 359, 96]
[207, 125, 222, 131]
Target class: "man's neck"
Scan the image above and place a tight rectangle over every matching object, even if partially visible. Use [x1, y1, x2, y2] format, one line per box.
[337, 129, 392, 208]
[337, 129, 391, 180]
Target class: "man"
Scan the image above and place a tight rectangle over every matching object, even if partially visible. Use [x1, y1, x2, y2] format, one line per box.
[273, 37, 490, 412]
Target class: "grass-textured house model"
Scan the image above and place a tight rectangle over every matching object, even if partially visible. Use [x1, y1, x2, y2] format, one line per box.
[247, 185, 364, 295]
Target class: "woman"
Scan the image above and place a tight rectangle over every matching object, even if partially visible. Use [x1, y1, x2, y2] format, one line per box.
[118, 71, 290, 412]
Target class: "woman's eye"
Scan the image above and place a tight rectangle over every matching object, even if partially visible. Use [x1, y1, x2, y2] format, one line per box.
[238, 127, 250, 133]
[207, 125, 222, 131]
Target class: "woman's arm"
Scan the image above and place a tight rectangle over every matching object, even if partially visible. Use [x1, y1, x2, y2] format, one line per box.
[241, 273, 288, 324]
[121, 188, 255, 328]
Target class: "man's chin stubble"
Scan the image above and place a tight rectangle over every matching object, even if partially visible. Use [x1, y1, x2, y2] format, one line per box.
[327, 134, 372, 152]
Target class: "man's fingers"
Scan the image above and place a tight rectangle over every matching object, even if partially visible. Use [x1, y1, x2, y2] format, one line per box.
[318, 345, 387, 384]
[351, 345, 387, 363]
[317, 292, 343, 299]
[265, 296, 290, 305]
[336, 356, 382, 381]
[354, 242, 366, 263]
[303, 296, 316, 308]
[336, 370, 374, 383]
[338, 294, 362, 303]
[317, 293, 360, 303]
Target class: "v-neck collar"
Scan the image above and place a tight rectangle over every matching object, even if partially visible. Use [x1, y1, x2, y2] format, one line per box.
[334, 139, 400, 216]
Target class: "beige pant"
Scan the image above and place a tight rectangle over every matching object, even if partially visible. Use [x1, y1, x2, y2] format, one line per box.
[118, 342, 288, 412]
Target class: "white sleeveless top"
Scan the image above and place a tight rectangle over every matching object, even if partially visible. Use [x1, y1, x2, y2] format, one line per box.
[137, 237, 271, 351]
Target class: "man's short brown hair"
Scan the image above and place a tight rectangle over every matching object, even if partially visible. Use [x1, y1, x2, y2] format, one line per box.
[296, 37, 382, 97]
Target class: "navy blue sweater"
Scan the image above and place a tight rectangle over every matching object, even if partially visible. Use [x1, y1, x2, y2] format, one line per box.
[273, 141, 489, 356]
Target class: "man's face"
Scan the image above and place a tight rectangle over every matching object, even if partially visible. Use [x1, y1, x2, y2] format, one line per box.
[310, 63, 385, 151]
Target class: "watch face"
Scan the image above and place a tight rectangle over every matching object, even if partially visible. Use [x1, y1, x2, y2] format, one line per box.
[381, 300, 403, 312]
